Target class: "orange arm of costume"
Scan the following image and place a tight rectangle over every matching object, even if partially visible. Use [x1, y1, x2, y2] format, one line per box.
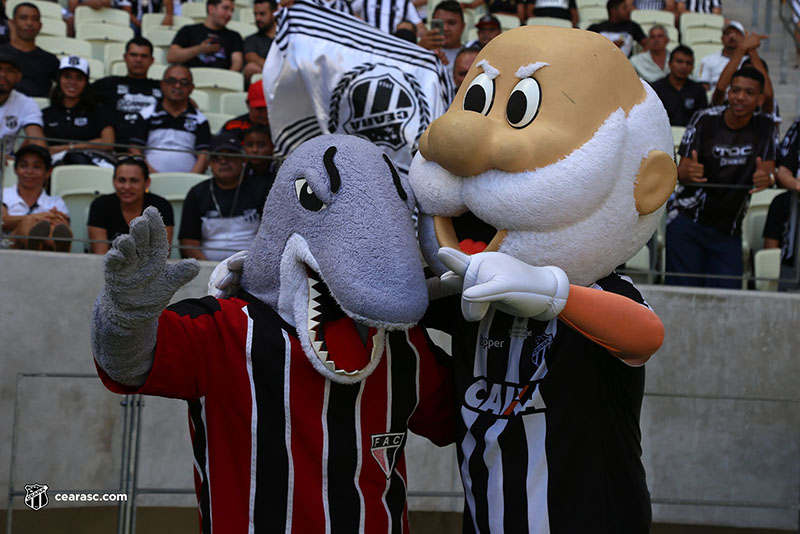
[558, 285, 664, 365]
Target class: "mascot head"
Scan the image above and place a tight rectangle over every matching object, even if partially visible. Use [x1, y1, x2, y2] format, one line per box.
[241, 134, 426, 383]
[410, 26, 677, 286]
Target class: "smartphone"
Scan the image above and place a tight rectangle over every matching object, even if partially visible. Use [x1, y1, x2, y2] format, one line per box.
[207, 33, 219, 44]
[431, 18, 444, 35]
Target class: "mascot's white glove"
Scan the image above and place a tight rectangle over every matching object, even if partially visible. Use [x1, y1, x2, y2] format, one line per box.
[438, 247, 570, 322]
[207, 250, 248, 298]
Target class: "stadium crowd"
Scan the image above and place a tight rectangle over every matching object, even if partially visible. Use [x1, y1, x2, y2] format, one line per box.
[0, 0, 797, 291]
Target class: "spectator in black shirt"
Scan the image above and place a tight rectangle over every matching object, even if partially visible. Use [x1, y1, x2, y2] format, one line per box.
[43, 56, 114, 162]
[587, 0, 647, 58]
[0, 2, 59, 97]
[91, 37, 162, 152]
[167, 0, 243, 71]
[88, 156, 174, 254]
[665, 67, 778, 288]
[242, 124, 276, 189]
[526, 0, 577, 26]
[243, 0, 276, 84]
[651, 45, 708, 126]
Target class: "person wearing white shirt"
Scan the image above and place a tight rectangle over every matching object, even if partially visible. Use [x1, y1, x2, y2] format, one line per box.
[630, 24, 671, 83]
[0, 52, 46, 155]
[697, 21, 746, 90]
[1, 145, 71, 251]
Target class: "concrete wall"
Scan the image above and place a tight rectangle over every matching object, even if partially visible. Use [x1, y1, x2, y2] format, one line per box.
[1, 250, 798, 529]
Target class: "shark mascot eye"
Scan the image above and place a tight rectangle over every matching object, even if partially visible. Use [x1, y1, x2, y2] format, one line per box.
[295, 178, 327, 211]
[463, 73, 495, 116]
[506, 77, 541, 129]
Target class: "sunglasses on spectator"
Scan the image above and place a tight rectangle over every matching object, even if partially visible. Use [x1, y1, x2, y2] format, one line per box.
[163, 77, 192, 87]
[118, 154, 146, 162]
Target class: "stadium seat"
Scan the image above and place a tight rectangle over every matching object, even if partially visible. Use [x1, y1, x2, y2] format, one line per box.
[104, 42, 127, 71]
[250, 73, 262, 85]
[678, 12, 723, 35]
[742, 189, 784, 265]
[36, 36, 92, 59]
[205, 112, 233, 134]
[578, 6, 606, 26]
[2, 163, 17, 189]
[525, 16, 572, 28]
[148, 172, 207, 258]
[7, 0, 63, 20]
[682, 27, 721, 46]
[84, 56, 105, 81]
[754, 248, 780, 291]
[77, 22, 135, 60]
[491, 13, 522, 31]
[141, 13, 194, 31]
[631, 9, 674, 27]
[220, 92, 248, 116]
[690, 43, 722, 80]
[238, 9, 255, 23]
[180, 1, 208, 21]
[142, 27, 177, 48]
[234, 0, 254, 9]
[39, 17, 67, 37]
[575, 0, 604, 9]
[33, 97, 49, 110]
[670, 126, 685, 153]
[191, 68, 245, 111]
[50, 165, 115, 253]
[191, 89, 211, 111]
[227, 20, 257, 38]
[74, 6, 131, 28]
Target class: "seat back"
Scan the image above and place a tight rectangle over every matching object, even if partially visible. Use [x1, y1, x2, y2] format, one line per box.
[204, 112, 234, 134]
[682, 26, 722, 46]
[753, 248, 781, 291]
[148, 172, 207, 257]
[7, 0, 63, 20]
[40, 17, 67, 37]
[74, 6, 131, 28]
[180, 2, 208, 21]
[525, 16, 572, 28]
[226, 20, 257, 38]
[50, 165, 115, 252]
[36, 36, 93, 58]
[2, 163, 17, 189]
[141, 13, 194, 31]
[220, 92, 248, 116]
[578, 5, 607, 25]
[679, 12, 723, 35]
[190, 68, 245, 111]
[76, 22, 135, 60]
[631, 9, 674, 27]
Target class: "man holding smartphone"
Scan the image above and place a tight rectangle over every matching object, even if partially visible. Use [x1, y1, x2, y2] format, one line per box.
[419, 0, 465, 74]
[168, 0, 244, 71]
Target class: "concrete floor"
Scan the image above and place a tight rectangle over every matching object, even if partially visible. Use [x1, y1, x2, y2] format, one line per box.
[0, 508, 796, 534]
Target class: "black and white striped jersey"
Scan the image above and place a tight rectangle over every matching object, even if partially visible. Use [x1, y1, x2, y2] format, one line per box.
[425, 273, 652, 533]
[677, 0, 721, 12]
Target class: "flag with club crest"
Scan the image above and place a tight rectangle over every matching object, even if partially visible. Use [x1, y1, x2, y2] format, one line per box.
[262, 0, 454, 175]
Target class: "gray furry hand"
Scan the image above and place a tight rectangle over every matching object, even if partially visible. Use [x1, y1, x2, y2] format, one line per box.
[102, 206, 200, 329]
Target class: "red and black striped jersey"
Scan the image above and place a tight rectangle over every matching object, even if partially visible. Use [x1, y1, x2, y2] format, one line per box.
[98, 293, 455, 534]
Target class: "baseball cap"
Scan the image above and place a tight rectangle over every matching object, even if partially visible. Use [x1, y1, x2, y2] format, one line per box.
[247, 81, 266, 108]
[723, 20, 745, 35]
[0, 51, 20, 70]
[475, 14, 500, 30]
[59, 55, 90, 77]
[209, 133, 243, 154]
[14, 145, 52, 169]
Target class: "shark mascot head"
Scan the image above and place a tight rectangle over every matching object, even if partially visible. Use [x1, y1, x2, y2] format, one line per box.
[240, 134, 427, 383]
[410, 26, 677, 285]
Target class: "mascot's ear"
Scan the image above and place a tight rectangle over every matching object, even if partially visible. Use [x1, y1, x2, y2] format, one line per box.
[634, 150, 677, 215]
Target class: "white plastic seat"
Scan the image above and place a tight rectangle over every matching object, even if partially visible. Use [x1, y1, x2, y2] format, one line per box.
[191, 89, 211, 112]
[220, 92, 248, 116]
[226, 20, 257, 37]
[578, 5, 606, 24]
[238, 9, 255, 24]
[2, 163, 17, 189]
[7, 0, 63, 20]
[670, 126, 685, 152]
[36, 36, 93, 58]
[631, 9, 674, 27]
[74, 6, 131, 28]
[678, 12, 723, 35]
[104, 42, 127, 71]
[40, 17, 67, 37]
[83, 56, 105, 80]
[50, 165, 115, 253]
[691, 43, 722, 80]
[754, 248, 780, 291]
[234, 0, 253, 9]
[33, 97, 49, 110]
[148, 172, 207, 258]
[682, 26, 721, 46]
[190, 68, 245, 111]
[525, 16, 572, 28]
[141, 13, 194, 31]
[180, 1, 208, 21]
[76, 22, 135, 60]
[205, 112, 233, 134]
[575, 0, 604, 9]
[142, 27, 177, 48]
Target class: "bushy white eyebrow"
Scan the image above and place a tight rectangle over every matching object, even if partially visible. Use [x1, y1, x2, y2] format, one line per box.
[476, 59, 499, 79]
[515, 62, 549, 78]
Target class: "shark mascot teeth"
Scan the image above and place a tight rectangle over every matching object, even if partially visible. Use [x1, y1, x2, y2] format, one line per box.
[409, 26, 677, 533]
[91, 135, 454, 533]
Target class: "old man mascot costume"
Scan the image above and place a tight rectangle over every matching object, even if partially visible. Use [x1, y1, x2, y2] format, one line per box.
[90, 135, 454, 533]
[409, 26, 677, 533]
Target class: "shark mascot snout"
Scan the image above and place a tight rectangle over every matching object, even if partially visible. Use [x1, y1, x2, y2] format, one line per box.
[91, 135, 454, 533]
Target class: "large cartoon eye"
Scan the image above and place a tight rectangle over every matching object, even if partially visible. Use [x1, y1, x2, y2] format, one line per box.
[506, 78, 541, 129]
[463, 73, 494, 115]
[295, 178, 326, 211]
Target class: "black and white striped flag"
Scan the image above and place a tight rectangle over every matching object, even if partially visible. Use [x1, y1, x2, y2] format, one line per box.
[263, 1, 453, 175]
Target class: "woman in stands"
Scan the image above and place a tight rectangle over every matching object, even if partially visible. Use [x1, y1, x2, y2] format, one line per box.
[42, 56, 115, 165]
[87, 156, 174, 254]
[1, 145, 72, 251]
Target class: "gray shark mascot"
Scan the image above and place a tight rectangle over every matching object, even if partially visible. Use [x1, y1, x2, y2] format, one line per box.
[91, 135, 454, 533]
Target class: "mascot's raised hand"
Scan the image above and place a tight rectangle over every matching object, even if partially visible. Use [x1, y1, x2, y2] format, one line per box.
[92, 207, 200, 386]
[438, 247, 569, 322]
